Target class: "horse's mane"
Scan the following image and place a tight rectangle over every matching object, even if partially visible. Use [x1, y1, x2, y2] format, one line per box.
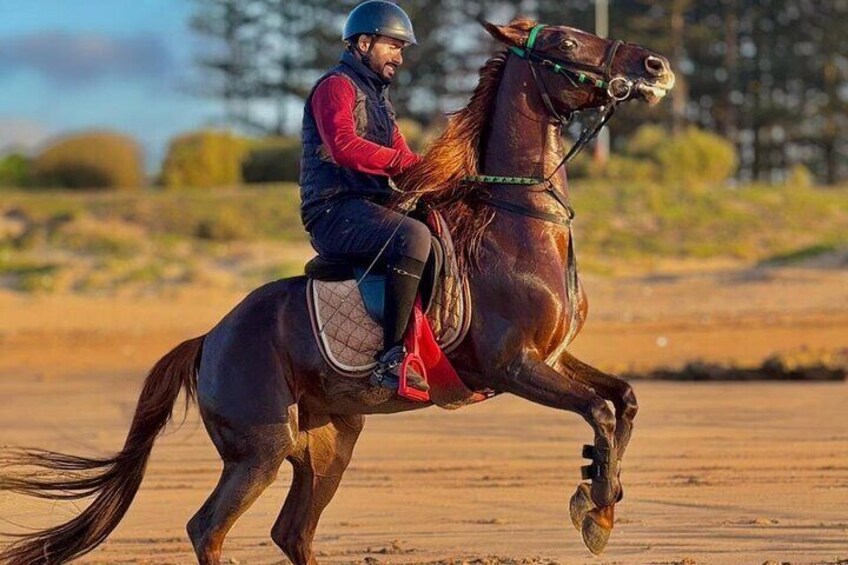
[395, 18, 537, 271]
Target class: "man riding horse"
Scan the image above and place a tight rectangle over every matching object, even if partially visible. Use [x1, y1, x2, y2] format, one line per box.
[299, 0, 430, 393]
[0, 11, 676, 563]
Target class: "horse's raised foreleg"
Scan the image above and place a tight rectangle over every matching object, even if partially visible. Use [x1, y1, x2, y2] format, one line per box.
[553, 351, 639, 556]
[501, 352, 620, 507]
[555, 350, 637, 465]
[497, 352, 620, 555]
[271, 412, 364, 565]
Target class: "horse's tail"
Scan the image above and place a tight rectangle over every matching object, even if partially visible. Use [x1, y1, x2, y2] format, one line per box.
[0, 335, 205, 565]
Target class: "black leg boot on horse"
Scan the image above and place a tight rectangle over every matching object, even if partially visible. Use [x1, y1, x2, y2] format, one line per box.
[371, 255, 430, 392]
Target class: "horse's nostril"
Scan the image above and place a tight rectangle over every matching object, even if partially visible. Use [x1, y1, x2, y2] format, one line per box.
[645, 56, 665, 76]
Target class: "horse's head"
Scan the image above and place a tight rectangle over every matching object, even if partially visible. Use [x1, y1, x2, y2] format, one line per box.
[482, 18, 675, 113]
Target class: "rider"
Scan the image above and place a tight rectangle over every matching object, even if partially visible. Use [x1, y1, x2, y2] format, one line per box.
[299, 0, 431, 392]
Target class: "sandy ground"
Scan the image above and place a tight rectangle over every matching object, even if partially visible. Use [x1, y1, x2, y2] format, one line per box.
[0, 263, 846, 564]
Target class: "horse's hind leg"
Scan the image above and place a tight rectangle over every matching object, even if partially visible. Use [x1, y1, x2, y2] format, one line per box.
[187, 415, 297, 565]
[271, 412, 364, 565]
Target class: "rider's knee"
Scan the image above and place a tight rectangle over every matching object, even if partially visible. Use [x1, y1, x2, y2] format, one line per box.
[393, 218, 431, 263]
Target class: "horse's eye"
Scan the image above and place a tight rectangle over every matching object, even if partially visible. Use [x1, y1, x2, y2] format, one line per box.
[560, 38, 578, 51]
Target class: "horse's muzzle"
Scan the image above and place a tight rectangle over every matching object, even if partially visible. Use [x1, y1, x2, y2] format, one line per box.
[636, 71, 676, 105]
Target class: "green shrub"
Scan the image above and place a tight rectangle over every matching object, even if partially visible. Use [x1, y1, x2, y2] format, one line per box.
[195, 208, 252, 241]
[51, 217, 145, 258]
[785, 164, 815, 189]
[616, 125, 738, 186]
[655, 127, 738, 185]
[0, 153, 32, 188]
[604, 155, 660, 182]
[161, 130, 248, 189]
[32, 131, 144, 189]
[0, 255, 61, 293]
[241, 137, 301, 184]
[625, 125, 666, 160]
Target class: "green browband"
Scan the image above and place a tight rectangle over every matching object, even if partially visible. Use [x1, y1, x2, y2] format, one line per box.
[527, 24, 544, 49]
[508, 24, 610, 90]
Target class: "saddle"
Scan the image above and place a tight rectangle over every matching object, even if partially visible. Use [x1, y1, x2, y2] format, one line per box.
[305, 211, 487, 409]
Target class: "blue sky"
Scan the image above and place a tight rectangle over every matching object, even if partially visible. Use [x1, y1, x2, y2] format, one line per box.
[0, 0, 221, 169]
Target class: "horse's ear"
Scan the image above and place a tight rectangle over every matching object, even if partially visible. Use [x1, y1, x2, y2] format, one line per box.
[479, 20, 527, 47]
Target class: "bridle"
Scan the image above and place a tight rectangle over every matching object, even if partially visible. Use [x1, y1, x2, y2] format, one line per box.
[468, 24, 638, 227]
[511, 25, 631, 126]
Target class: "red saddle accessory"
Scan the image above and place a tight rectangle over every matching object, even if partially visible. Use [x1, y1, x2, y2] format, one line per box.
[398, 296, 488, 404]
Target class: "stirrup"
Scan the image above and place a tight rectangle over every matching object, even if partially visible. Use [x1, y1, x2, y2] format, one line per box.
[371, 346, 430, 397]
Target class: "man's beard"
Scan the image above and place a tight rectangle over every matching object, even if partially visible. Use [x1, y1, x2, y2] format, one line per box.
[364, 57, 394, 83]
[381, 62, 397, 82]
[357, 47, 394, 84]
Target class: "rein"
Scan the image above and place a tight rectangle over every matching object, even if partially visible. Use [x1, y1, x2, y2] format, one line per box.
[468, 25, 633, 226]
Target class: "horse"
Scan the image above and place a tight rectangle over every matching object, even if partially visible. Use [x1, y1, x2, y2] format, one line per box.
[0, 17, 674, 565]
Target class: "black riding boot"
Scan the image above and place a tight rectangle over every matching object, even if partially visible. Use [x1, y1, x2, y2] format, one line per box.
[371, 255, 430, 392]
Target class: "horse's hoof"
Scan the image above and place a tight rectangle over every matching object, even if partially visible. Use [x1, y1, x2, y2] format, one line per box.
[581, 505, 614, 556]
[569, 483, 594, 531]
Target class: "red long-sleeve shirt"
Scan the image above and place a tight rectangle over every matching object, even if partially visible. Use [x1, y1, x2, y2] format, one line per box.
[311, 75, 421, 177]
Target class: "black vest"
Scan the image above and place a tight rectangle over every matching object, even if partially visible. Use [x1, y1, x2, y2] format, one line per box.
[299, 50, 398, 228]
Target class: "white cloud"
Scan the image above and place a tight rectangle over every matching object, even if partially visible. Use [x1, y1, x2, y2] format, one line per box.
[0, 31, 174, 84]
[0, 118, 52, 155]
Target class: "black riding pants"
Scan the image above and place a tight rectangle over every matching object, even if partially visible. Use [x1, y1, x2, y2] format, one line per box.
[308, 198, 431, 265]
[308, 198, 431, 350]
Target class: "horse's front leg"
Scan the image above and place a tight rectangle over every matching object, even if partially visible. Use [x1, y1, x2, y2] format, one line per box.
[495, 351, 620, 555]
[498, 351, 621, 508]
[555, 350, 638, 465]
[554, 351, 638, 554]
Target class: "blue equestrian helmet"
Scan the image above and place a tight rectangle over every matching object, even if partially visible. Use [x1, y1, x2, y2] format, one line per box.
[342, 1, 417, 46]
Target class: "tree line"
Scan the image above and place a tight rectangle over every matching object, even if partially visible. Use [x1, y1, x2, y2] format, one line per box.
[190, 0, 847, 184]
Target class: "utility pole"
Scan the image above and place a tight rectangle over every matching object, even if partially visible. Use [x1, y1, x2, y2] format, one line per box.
[594, 0, 610, 166]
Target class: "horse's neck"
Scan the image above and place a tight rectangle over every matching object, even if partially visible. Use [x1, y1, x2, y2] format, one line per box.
[463, 57, 580, 357]
[475, 56, 572, 273]
[482, 57, 568, 189]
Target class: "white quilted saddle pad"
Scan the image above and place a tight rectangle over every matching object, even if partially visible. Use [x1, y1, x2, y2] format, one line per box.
[307, 211, 472, 377]
[307, 272, 470, 377]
